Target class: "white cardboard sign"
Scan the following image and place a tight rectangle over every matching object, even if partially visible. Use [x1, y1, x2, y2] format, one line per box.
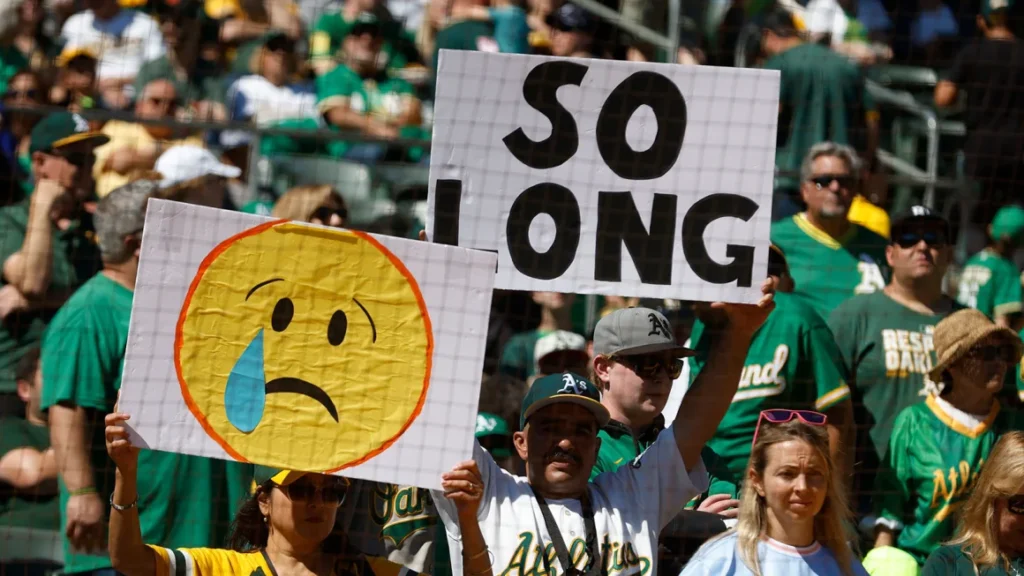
[119, 199, 497, 490]
[427, 50, 780, 303]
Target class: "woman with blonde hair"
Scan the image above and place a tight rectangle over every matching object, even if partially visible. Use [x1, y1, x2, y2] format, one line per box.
[922, 431, 1024, 575]
[272, 184, 348, 227]
[681, 410, 867, 576]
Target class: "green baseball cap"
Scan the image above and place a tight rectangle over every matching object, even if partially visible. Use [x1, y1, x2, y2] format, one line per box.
[991, 205, 1024, 242]
[351, 11, 381, 34]
[520, 372, 610, 429]
[29, 112, 109, 155]
[476, 412, 512, 459]
[983, 0, 1014, 17]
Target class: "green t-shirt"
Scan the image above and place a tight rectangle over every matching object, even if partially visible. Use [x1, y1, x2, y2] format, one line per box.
[688, 292, 852, 479]
[432, 20, 495, 75]
[762, 42, 875, 190]
[876, 397, 1024, 564]
[316, 64, 418, 157]
[497, 329, 548, 381]
[133, 56, 227, 105]
[39, 274, 252, 573]
[829, 292, 964, 488]
[771, 214, 889, 319]
[591, 416, 738, 509]
[0, 199, 102, 395]
[923, 544, 1024, 576]
[309, 10, 413, 71]
[956, 249, 1022, 320]
[0, 418, 60, 531]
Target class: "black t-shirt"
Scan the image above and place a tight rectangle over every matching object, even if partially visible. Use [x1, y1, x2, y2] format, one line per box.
[946, 37, 1024, 160]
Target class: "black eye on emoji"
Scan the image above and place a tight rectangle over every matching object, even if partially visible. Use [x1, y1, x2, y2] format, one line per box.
[328, 310, 347, 346]
[272, 298, 293, 332]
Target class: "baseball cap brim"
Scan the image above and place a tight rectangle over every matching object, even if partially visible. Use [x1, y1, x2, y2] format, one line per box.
[522, 395, 610, 427]
[51, 131, 110, 151]
[612, 342, 696, 358]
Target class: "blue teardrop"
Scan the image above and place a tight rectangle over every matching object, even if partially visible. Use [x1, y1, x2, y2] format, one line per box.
[225, 329, 266, 433]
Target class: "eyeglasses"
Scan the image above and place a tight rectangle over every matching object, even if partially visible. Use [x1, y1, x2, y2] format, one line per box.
[281, 477, 350, 505]
[967, 343, 1018, 364]
[612, 354, 684, 380]
[809, 174, 855, 190]
[893, 230, 948, 249]
[751, 409, 828, 448]
[1008, 495, 1024, 515]
[311, 205, 347, 224]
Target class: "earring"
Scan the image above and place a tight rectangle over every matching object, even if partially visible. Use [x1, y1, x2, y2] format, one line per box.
[263, 515, 268, 524]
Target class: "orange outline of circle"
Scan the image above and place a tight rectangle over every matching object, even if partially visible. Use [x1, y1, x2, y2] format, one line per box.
[174, 219, 434, 473]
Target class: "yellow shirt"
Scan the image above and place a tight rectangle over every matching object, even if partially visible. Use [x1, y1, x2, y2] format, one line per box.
[149, 545, 418, 576]
[92, 121, 204, 198]
[848, 194, 891, 239]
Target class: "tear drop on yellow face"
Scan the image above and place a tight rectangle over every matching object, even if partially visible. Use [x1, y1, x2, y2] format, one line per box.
[175, 220, 432, 473]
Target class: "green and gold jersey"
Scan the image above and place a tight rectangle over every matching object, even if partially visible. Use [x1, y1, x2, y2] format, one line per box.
[956, 249, 1022, 320]
[149, 545, 419, 576]
[688, 292, 852, 479]
[829, 292, 964, 467]
[770, 213, 890, 319]
[309, 10, 411, 71]
[876, 397, 1024, 564]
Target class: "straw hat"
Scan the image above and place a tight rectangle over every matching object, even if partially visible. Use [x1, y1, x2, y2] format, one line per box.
[929, 308, 1023, 382]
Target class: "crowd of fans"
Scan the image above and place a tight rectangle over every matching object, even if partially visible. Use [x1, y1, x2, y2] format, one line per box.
[2, 0, 1024, 574]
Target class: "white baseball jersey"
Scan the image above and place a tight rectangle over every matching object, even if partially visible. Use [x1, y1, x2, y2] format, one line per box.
[431, 425, 708, 576]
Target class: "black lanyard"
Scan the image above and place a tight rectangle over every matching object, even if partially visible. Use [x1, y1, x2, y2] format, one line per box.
[530, 487, 604, 576]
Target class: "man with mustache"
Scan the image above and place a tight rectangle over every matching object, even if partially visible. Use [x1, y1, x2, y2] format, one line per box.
[432, 282, 775, 576]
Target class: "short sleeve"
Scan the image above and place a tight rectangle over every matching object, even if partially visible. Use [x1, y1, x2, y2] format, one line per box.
[686, 319, 709, 386]
[827, 302, 860, 385]
[39, 310, 112, 412]
[874, 411, 914, 529]
[0, 209, 25, 281]
[992, 263, 1023, 318]
[316, 67, 357, 113]
[803, 320, 852, 411]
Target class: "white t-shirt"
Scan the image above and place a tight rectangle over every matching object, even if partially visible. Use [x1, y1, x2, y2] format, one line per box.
[60, 9, 165, 84]
[226, 75, 319, 126]
[431, 426, 708, 576]
[681, 531, 870, 576]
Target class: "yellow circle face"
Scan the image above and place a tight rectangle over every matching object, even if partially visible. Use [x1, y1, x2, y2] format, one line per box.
[176, 221, 432, 473]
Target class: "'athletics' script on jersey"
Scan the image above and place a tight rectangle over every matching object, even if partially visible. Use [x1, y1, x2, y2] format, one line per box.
[930, 459, 984, 522]
[499, 532, 652, 576]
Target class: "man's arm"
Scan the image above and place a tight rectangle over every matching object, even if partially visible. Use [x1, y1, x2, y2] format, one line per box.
[0, 446, 58, 493]
[3, 180, 66, 299]
[50, 403, 107, 553]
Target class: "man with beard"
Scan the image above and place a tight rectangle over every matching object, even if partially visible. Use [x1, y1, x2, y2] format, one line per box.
[0, 112, 106, 418]
[771, 142, 890, 319]
[431, 281, 776, 576]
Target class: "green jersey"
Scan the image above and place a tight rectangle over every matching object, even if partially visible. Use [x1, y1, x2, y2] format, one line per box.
[498, 329, 548, 381]
[771, 213, 889, 319]
[39, 274, 252, 573]
[316, 64, 417, 157]
[956, 249, 1022, 320]
[591, 416, 738, 509]
[309, 10, 412, 71]
[923, 544, 1024, 576]
[876, 397, 1024, 564]
[0, 199, 102, 395]
[688, 292, 852, 479]
[0, 418, 60, 531]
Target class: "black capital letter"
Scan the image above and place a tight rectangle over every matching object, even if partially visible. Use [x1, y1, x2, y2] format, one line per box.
[596, 71, 686, 180]
[595, 192, 677, 284]
[502, 61, 589, 170]
[681, 194, 758, 287]
[506, 183, 580, 280]
[432, 179, 462, 246]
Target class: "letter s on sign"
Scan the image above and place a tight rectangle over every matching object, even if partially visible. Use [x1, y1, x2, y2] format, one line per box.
[502, 61, 589, 170]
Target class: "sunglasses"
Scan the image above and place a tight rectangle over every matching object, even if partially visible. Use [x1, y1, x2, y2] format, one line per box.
[266, 38, 296, 52]
[612, 354, 684, 380]
[893, 230, 948, 249]
[1008, 495, 1024, 515]
[967, 343, 1018, 364]
[5, 89, 39, 100]
[751, 409, 828, 448]
[809, 174, 855, 190]
[281, 477, 350, 505]
[311, 205, 347, 223]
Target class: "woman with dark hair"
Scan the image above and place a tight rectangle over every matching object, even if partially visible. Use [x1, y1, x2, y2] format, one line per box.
[873, 309, 1024, 565]
[105, 411, 492, 576]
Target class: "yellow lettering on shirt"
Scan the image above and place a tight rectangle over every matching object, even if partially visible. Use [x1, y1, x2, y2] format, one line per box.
[929, 459, 986, 521]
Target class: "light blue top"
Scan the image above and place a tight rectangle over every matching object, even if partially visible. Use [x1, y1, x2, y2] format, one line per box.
[681, 531, 870, 576]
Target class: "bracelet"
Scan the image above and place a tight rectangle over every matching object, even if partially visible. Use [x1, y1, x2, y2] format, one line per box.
[69, 487, 97, 497]
[109, 492, 138, 512]
[465, 548, 490, 562]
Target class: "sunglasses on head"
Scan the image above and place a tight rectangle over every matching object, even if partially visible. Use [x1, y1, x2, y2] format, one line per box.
[311, 205, 347, 223]
[280, 477, 350, 505]
[809, 174, 855, 190]
[893, 229, 948, 249]
[612, 354, 684, 380]
[751, 409, 828, 448]
[968, 343, 1018, 364]
[1008, 495, 1024, 515]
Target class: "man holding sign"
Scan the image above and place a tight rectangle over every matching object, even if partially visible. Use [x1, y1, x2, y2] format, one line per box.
[433, 281, 775, 576]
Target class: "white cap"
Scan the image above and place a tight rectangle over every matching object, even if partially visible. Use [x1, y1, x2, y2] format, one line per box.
[155, 145, 242, 189]
[534, 330, 588, 371]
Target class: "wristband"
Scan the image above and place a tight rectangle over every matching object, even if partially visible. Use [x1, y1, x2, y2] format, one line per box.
[109, 492, 138, 512]
[69, 487, 97, 497]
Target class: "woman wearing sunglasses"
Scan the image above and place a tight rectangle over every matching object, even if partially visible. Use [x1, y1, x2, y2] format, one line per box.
[873, 309, 1024, 565]
[104, 411, 490, 575]
[272, 185, 348, 228]
[922, 432, 1024, 575]
[682, 410, 868, 576]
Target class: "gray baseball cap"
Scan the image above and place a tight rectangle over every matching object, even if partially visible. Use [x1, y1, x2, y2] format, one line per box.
[593, 307, 695, 358]
[94, 179, 159, 263]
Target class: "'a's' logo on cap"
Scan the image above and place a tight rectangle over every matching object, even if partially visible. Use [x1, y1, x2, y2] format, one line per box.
[72, 114, 89, 133]
[559, 373, 586, 395]
[648, 313, 671, 338]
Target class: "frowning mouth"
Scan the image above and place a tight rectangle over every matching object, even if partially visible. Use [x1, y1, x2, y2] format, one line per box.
[266, 377, 339, 422]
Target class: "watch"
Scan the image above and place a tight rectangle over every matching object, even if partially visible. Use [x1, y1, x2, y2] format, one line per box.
[109, 492, 138, 512]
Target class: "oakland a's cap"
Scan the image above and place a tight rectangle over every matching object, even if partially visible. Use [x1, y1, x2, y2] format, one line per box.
[593, 307, 694, 358]
[520, 372, 610, 429]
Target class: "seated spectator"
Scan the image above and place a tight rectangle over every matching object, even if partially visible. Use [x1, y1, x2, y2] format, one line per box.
[0, 70, 46, 196]
[227, 32, 318, 129]
[0, 112, 106, 418]
[205, 0, 302, 45]
[957, 205, 1024, 329]
[429, 0, 497, 72]
[60, 0, 166, 110]
[532, 329, 590, 382]
[135, 0, 228, 122]
[681, 412, 869, 576]
[310, 0, 419, 76]
[0, 347, 61, 575]
[50, 49, 99, 113]
[450, 0, 529, 54]
[546, 2, 594, 58]
[11, 0, 59, 75]
[92, 79, 204, 198]
[271, 184, 348, 227]
[317, 12, 422, 162]
[874, 309, 1024, 565]
[498, 291, 575, 381]
[155, 144, 241, 208]
[921, 431, 1024, 575]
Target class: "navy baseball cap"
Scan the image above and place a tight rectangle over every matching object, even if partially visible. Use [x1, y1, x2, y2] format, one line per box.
[546, 3, 594, 32]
